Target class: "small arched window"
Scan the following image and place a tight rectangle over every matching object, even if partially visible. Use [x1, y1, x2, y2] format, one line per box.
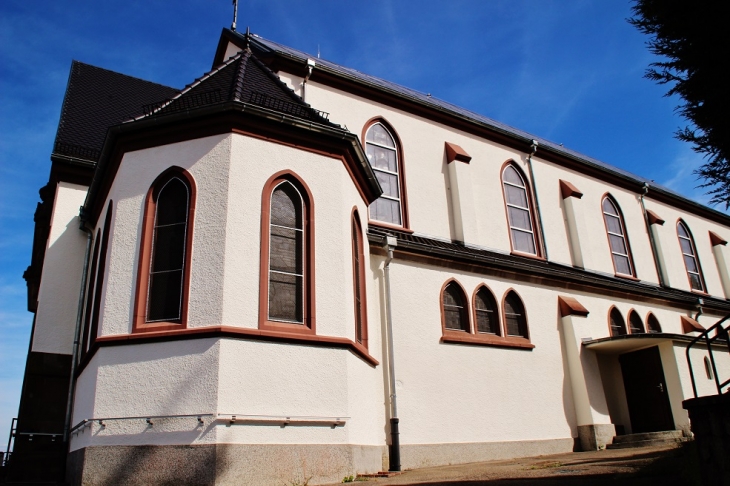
[677, 221, 705, 292]
[628, 310, 645, 334]
[259, 171, 315, 332]
[602, 197, 634, 276]
[502, 164, 538, 255]
[442, 281, 469, 332]
[704, 357, 714, 380]
[352, 209, 367, 347]
[646, 313, 662, 333]
[474, 286, 500, 335]
[134, 169, 195, 332]
[503, 291, 528, 338]
[364, 121, 405, 226]
[609, 307, 627, 336]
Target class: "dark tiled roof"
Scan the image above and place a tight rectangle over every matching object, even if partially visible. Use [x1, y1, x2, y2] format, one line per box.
[366, 226, 730, 311]
[139, 49, 333, 126]
[53, 61, 178, 162]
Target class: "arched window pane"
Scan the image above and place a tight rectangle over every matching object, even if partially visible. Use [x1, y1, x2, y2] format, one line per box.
[503, 165, 537, 255]
[628, 311, 644, 333]
[602, 197, 633, 276]
[609, 308, 627, 336]
[148, 178, 189, 322]
[366, 123, 402, 226]
[647, 314, 662, 333]
[352, 213, 366, 345]
[475, 287, 499, 335]
[443, 283, 468, 332]
[269, 182, 304, 323]
[677, 222, 704, 292]
[504, 291, 527, 338]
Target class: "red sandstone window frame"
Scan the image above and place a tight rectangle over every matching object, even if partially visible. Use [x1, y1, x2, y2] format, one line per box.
[601, 195, 636, 278]
[361, 117, 410, 231]
[608, 306, 627, 337]
[627, 309, 645, 334]
[500, 161, 543, 259]
[676, 220, 706, 293]
[440, 281, 534, 349]
[351, 208, 368, 348]
[258, 170, 316, 334]
[646, 312, 662, 333]
[133, 168, 196, 333]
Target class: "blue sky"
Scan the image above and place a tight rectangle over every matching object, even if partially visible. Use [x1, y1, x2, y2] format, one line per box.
[0, 0, 724, 448]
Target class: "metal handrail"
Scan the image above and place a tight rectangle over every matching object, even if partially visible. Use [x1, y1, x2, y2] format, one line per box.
[3, 418, 16, 467]
[686, 313, 730, 397]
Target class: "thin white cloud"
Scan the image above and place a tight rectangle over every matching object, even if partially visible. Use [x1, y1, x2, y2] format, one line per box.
[661, 145, 725, 211]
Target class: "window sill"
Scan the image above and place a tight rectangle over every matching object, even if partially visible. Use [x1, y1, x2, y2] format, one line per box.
[368, 220, 414, 234]
[259, 320, 315, 335]
[614, 273, 640, 281]
[510, 250, 545, 262]
[88, 325, 379, 370]
[441, 332, 534, 350]
[132, 321, 185, 333]
[690, 289, 710, 297]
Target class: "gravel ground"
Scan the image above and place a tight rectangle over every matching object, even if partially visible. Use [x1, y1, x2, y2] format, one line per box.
[327, 442, 701, 486]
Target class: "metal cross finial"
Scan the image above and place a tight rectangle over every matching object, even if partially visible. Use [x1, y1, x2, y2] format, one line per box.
[232, 0, 238, 31]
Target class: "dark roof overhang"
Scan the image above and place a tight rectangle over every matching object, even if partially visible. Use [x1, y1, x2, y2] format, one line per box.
[83, 99, 382, 225]
[367, 226, 730, 314]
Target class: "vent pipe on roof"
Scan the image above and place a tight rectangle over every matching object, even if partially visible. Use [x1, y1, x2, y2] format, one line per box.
[231, 0, 238, 31]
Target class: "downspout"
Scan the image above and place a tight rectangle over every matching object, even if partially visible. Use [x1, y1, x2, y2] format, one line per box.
[694, 298, 704, 321]
[382, 235, 400, 472]
[640, 183, 665, 287]
[63, 208, 93, 442]
[301, 59, 316, 103]
[525, 140, 548, 260]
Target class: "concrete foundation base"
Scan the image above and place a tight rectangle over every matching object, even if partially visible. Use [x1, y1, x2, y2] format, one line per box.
[577, 424, 616, 451]
[400, 437, 575, 470]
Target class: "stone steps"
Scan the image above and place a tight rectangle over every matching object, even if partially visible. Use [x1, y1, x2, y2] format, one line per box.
[607, 430, 689, 449]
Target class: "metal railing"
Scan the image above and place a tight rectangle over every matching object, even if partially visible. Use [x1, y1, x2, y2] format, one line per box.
[686, 313, 730, 397]
[2, 417, 16, 467]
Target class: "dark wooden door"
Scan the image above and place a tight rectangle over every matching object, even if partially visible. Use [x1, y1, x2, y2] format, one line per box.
[619, 346, 674, 433]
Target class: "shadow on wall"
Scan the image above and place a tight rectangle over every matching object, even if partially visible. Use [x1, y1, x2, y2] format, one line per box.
[555, 307, 579, 450]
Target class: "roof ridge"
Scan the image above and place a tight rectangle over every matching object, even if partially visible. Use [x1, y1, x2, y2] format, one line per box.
[130, 51, 246, 121]
[231, 49, 251, 102]
[70, 60, 176, 91]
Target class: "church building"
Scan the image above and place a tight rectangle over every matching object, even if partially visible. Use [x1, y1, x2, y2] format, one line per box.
[7, 28, 730, 485]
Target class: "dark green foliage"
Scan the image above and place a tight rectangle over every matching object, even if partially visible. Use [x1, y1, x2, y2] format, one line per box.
[629, 0, 730, 208]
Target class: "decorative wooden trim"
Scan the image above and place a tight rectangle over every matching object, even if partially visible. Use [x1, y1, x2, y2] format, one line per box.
[89, 202, 114, 344]
[680, 315, 705, 334]
[646, 209, 665, 226]
[85, 325, 379, 370]
[361, 117, 411, 230]
[677, 219, 707, 293]
[439, 278, 471, 334]
[258, 170, 316, 335]
[601, 194, 637, 278]
[444, 142, 471, 164]
[607, 305, 627, 337]
[559, 179, 583, 199]
[471, 284, 501, 336]
[351, 208, 368, 349]
[501, 288, 531, 340]
[500, 160, 543, 258]
[557, 296, 589, 318]
[626, 309, 645, 334]
[709, 230, 727, 247]
[132, 168, 196, 333]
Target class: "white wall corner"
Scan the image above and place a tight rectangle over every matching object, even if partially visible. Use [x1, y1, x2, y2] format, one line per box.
[562, 197, 584, 268]
[711, 244, 730, 298]
[651, 224, 672, 287]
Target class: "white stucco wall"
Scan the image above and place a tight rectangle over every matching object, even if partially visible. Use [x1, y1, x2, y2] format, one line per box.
[33, 182, 89, 355]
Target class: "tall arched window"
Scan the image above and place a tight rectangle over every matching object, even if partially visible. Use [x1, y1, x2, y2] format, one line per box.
[502, 164, 538, 255]
[602, 196, 634, 276]
[89, 202, 113, 345]
[628, 309, 645, 334]
[352, 209, 368, 347]
[646, 313, 662, 333]
[609, 307, 627, 336]
[442, 281, 469, 332]
[677, 221, 705, 292]
[259, 171, 315, 332]
[503, 291, 528, 338]
[81, 231, 101, 357]
[474, 286, 500, 335]
[364, 120, 406, 227]
[134, 168, 195, 332]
